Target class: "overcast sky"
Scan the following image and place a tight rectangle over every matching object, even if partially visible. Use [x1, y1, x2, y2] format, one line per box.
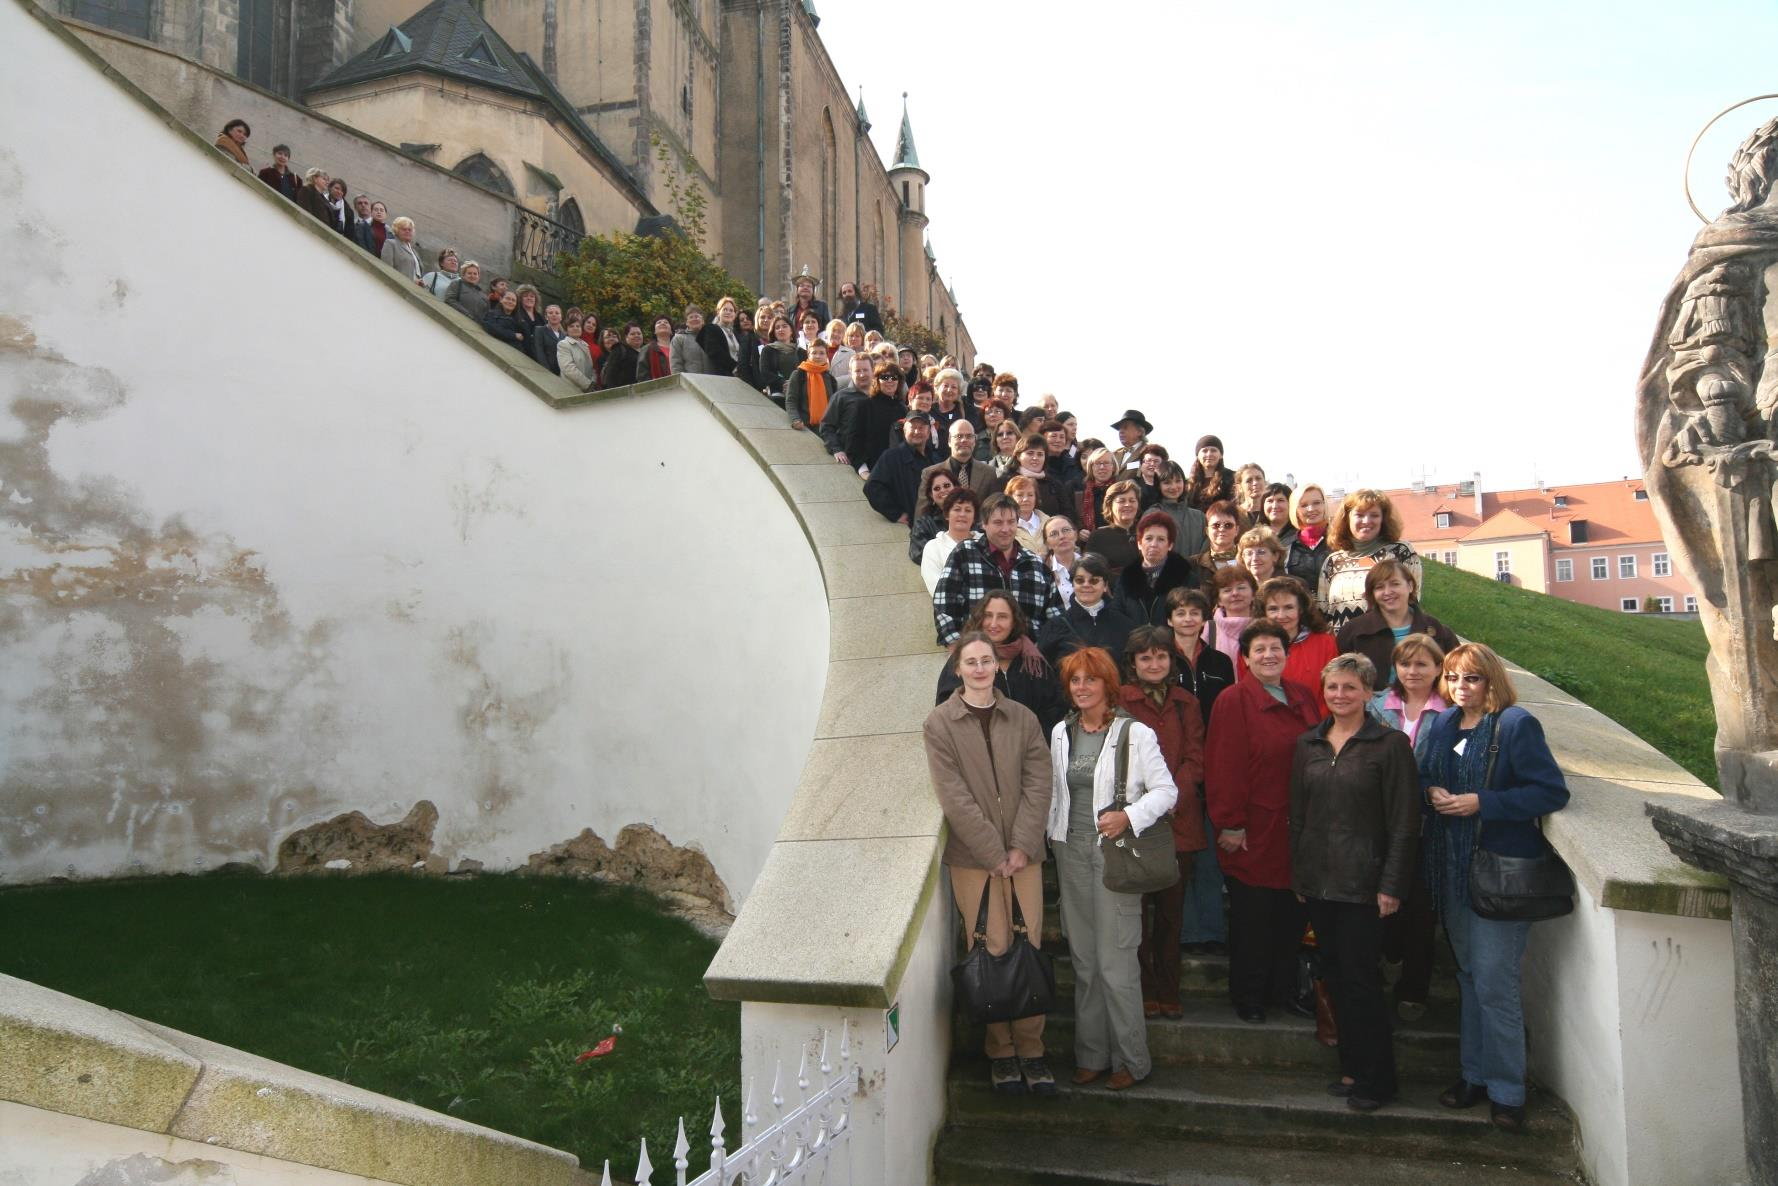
[814, 0, 1778, 491]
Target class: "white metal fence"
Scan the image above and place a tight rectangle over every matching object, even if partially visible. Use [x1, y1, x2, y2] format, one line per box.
[601, 1021, 860, 1186]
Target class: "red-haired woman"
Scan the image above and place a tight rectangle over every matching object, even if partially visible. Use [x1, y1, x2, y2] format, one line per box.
[1118, 510, 1197, 625]
[1205, 619, 1320, 1023]
[1048, 646, 1179, 1089]
[1319, 489, 1422, 634]
[1120, 627, 1207, 1020]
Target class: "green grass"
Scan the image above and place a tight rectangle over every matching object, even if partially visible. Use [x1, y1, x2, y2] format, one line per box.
[0, 873, 738, 1175]
[1421, 560, 1717, 786]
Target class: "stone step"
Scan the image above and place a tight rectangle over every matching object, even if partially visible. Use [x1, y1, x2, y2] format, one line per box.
[955, 996, 1459, 1076]
[1036, 941, 1459, 1007]
[933, 1128, 1584, 1185]
[945, 1061, 1575, 1173]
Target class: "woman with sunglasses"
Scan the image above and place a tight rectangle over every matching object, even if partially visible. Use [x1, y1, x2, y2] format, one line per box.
[1419, 644, 1568, 1135]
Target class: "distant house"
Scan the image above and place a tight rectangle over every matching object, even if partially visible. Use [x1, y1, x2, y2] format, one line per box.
[1384, 478, 1698, 614]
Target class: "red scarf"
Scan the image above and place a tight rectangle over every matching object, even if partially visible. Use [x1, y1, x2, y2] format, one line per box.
[1298, 524, 1326, 549]
[1081, 481, 1103, 532]
[997, 635, 1048, 678]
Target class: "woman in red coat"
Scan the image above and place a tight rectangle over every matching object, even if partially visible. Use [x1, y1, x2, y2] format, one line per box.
[1255, 576, 1338, 718]
[1119, 626, 1206, 1020]
[1205, 618, 1321, 1023]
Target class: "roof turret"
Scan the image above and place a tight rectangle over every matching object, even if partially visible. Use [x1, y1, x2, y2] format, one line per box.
[891, 93, 922, 173]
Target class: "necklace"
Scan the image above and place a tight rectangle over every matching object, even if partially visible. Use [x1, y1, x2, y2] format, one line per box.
[962, 694, 995, 709]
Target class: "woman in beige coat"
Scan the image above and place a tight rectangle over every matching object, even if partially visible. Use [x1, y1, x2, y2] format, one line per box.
[925, 631, 1056, 1097]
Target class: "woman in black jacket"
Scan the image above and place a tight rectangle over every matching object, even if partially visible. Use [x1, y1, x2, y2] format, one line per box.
[1037, 555, 1136, 670]
[1289, 652, 1420, 1113]
[1284, 482, 1333, 590]
[696, 296, 759, 388]
[1185, 435, 1238, 511]
[1118, 510, 1199, 625]
[600, 322, 645, 389]
[935, 590, 1067, 735]
[481, 290, 529, 354]
[758, 315, 803, 406]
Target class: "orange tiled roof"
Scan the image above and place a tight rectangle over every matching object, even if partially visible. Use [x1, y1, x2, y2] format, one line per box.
[1380, 478, 1658, 548]
[1463, 507, 1549, 543]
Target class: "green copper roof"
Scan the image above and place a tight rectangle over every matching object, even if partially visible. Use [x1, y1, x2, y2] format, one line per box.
[855, 87, 870, 131]
[892, 93, 921, 171]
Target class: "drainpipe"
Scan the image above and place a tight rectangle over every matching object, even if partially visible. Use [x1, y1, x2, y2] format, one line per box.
[852, 114, 861, 289]
[755, 2, 766, 293]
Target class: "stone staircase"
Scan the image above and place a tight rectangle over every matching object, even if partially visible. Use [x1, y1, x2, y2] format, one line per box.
[932, 864, 1584, 1185]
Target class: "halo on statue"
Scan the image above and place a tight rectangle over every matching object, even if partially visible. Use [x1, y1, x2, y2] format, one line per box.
[1685, 93, 1778, 223]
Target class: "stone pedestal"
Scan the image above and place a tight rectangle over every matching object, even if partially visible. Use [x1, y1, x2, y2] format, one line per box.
[1649, 796, 1778, 1186]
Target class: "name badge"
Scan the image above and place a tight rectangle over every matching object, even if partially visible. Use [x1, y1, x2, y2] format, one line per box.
[1453, 738, 1468, 757]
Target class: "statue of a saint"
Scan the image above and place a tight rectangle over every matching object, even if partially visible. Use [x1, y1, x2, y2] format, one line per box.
[1638, 115, 1778, 804]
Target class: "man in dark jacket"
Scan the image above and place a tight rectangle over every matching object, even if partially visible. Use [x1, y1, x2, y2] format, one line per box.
[819, 353, 877, 464]
[839, 281, 884, 334]
[864, 413, 941, 524]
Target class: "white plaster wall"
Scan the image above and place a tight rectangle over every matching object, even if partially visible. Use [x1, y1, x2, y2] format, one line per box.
[0, 0, 828, 906]
[0, 1100, 407, 1186]
[739, 884, 952, 1186]
[1524, 878, 1745, 1186]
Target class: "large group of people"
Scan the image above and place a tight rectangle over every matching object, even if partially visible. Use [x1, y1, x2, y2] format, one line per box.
[223, 120, 1571, 1130]
[911, 385, 1569, 1131]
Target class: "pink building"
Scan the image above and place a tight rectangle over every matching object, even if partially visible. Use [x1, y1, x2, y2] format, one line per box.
[1380, 477, 1698, 614]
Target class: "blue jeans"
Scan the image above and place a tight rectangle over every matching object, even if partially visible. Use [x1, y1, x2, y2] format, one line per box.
[1437, 874, 1532, 1106]
[1177, 809, 1226, 944]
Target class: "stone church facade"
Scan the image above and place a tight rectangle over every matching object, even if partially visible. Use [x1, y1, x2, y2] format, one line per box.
[52, 0, 973, 358]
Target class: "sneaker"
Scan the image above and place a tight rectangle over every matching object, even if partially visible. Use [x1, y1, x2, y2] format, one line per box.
[990, 1057, 1026, 1094]
[1020, 1057, 1057, 1097]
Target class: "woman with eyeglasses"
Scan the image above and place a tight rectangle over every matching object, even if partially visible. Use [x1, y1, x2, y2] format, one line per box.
[1418, 643, 1568, 1135]
[1038, 554, 1137, 671]
[1085, 479, 1144, 583]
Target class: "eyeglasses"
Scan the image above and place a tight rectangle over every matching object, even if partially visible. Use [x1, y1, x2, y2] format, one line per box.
[1446, 673, 1487, 686]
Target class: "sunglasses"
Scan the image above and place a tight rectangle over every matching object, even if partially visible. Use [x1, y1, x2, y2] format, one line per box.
[1446, 673, 1487, 686]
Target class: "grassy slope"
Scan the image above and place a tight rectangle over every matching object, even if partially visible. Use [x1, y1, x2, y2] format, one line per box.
[1420, 560, 1716, 786]
[0, 874, 738, 1175]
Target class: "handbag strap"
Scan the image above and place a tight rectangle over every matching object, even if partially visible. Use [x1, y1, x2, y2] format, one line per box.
[971, 874, 1034, 941]
[1112, 719, 1132, 811]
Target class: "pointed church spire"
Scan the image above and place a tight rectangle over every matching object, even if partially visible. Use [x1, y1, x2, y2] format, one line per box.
[855, 86, 870, 133]
[892, 92, 921, 171]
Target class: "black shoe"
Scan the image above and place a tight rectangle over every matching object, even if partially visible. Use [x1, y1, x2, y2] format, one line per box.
[1490, 1101, 1527, 1133]
[1326, 1080, 1354, 1098]
[1282, 994, 1317, 1020]
[1440, 1079, 1488, 1109]
[1020, 1057, 1057, 1097]
[1235, 1004, 1267, 1023]
[1347, 1093, 1389, 1112]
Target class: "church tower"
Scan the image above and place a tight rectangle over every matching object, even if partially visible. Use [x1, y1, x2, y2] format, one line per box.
[886, 93, 930, 324]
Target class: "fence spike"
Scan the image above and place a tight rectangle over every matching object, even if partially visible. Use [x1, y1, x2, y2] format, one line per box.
[839, 1017, 852, 1065]
[797, 1043, 810, 1095]
[819, 1028, 832, 1077]
[711, 1094, 726, 1141]
[743, 1075, 757, 1131]
[709, 1094, 727, 1177]
[674, 1116, 690, 1186]
[599, 1160, 612, 1186]
[770, 1059, 783, 1112]
[636, 1136, 653, 1186]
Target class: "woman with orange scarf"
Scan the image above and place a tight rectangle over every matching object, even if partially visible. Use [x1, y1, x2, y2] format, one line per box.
[786, 337, 832, 431]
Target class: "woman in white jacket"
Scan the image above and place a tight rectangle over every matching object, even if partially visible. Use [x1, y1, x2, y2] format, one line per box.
[1049, 645, 1179, 1091]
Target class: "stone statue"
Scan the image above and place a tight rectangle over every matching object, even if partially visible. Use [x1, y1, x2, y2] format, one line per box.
[1643, 111, 1778, 1186]
[1637, 114, 1778, 807]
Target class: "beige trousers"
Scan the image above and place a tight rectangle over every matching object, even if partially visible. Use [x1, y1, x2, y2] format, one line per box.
[950, 862, 1047, 1059]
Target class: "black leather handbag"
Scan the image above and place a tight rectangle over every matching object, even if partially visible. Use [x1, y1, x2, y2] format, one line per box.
[1098, 723, 1181, 895]
[950, 880, 1057, 1024]
[1467, 741, 1574, 922]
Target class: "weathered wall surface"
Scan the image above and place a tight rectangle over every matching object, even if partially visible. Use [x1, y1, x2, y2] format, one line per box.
[0, 0, 828, 906]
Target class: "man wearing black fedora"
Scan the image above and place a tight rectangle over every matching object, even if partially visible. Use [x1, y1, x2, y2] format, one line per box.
[1112, 409, 1154, 471]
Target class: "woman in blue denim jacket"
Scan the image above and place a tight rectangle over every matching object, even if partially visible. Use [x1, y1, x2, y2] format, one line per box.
[1418, 642, 1569, 1134]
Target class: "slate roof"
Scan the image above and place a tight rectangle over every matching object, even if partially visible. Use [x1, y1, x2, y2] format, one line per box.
[308, 0, 648, 208]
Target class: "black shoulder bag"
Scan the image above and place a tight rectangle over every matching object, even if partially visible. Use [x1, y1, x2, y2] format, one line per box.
[950, 880, 1057, 1024]
[1467, 736, 1575, 922]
